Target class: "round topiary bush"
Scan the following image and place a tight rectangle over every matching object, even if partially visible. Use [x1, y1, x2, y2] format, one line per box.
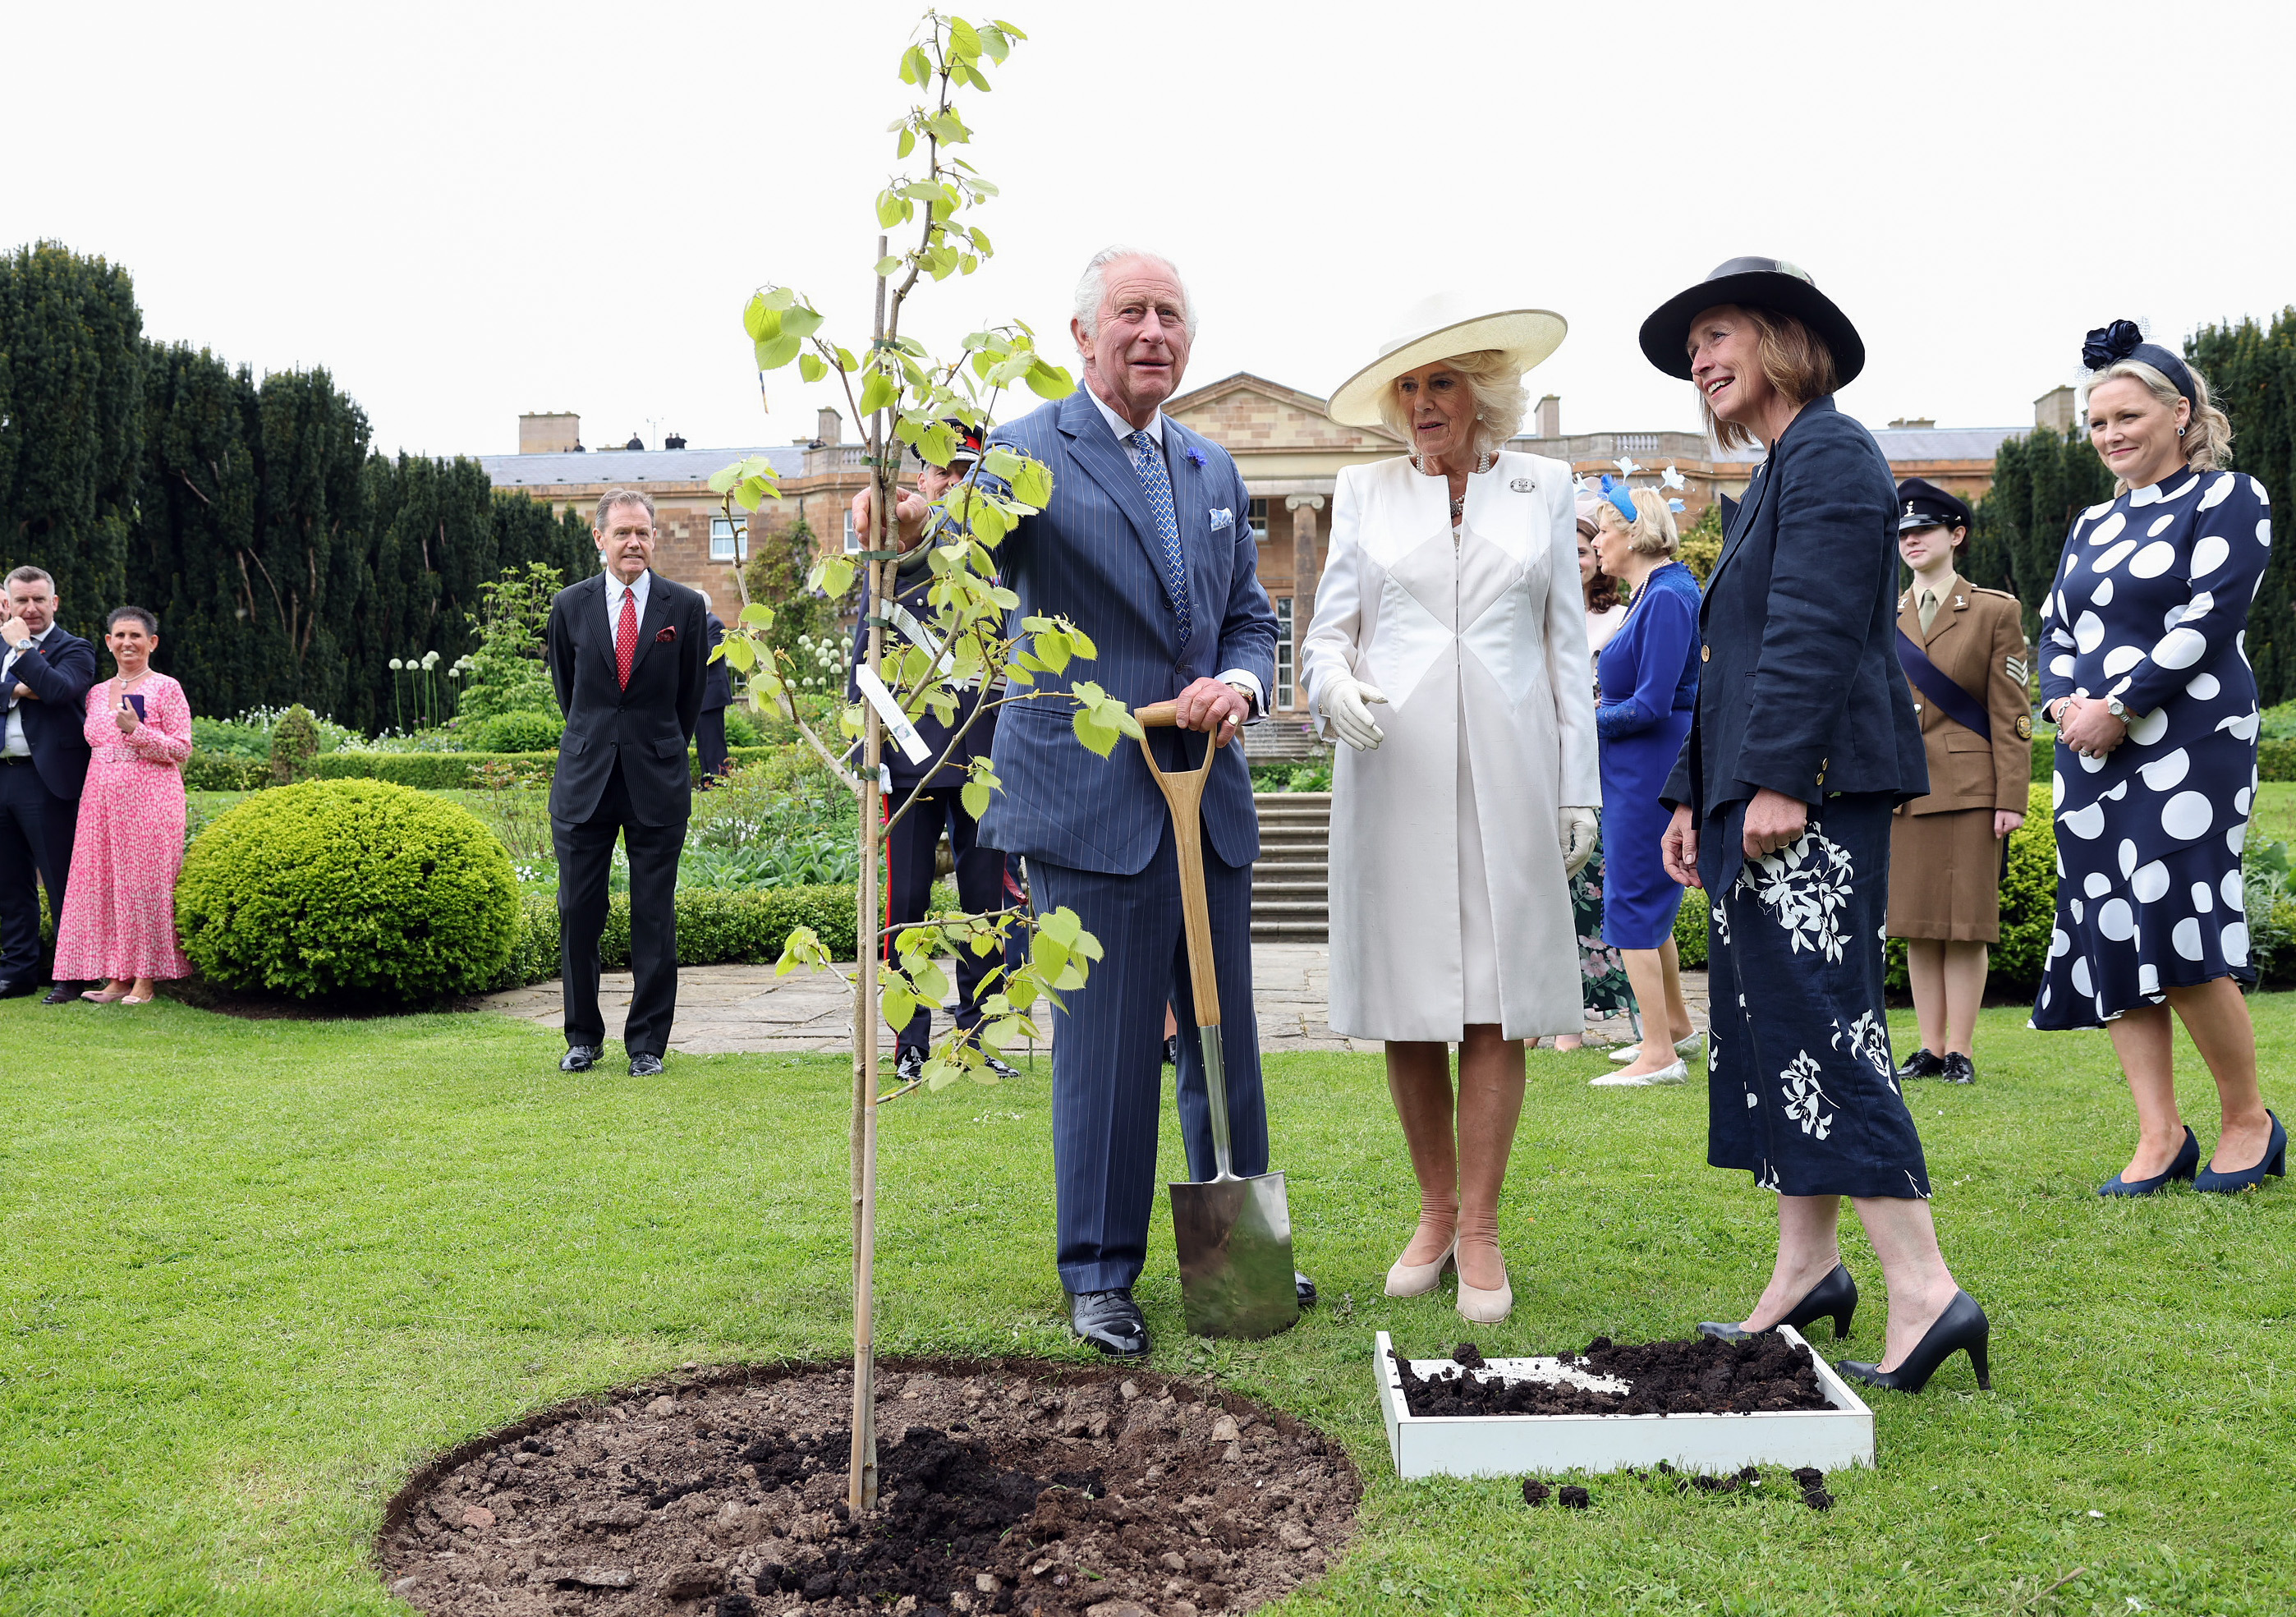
[472, 707, 565, 753]
[177, 779, 519, 1002]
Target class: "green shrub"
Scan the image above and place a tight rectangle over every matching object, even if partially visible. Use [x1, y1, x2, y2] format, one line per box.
[496, 882, 862, 987]
[1673, 885, 1709, 968]
[722, 706, 763, 748]
[310, 751, 559, 789]
[177, 780, 518, 1001]
[269, 705, 321, 785]
[1991, 782, 2058, 988]
[192, 717, 271, 760]
[182, 753, 270, 792]
[471, 709, 565, 753]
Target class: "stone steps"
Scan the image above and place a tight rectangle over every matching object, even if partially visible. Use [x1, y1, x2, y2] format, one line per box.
[1251, 792, 1330, 943]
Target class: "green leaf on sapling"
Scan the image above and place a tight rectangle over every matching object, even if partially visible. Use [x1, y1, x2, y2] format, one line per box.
[781, 307, 822, 340]
[797, 353, 826, 384]
[739, 603, 774, 627]
[860, 371, 898, 416]
[756, 333, 801, 370]
[1009, 458, 1054, 507]
[875, 256, 903, 278]
[743, 295, 778, 342]
[763, 287, 797, 310]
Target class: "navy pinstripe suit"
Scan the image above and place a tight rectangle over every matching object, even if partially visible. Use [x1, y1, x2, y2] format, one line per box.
[980, 388, 1278, 1294]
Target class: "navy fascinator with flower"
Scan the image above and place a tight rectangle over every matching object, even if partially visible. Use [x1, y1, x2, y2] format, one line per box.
[2080, 318, 2199, 408]
[2081, 319, 2146, 371]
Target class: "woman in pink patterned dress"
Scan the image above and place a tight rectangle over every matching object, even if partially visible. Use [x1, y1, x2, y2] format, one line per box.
[54, 607, 193, 1004]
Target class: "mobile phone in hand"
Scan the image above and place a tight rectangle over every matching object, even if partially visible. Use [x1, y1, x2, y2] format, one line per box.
[124, 693, 145, 720]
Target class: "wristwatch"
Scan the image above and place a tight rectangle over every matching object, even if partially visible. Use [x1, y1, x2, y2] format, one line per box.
[11, 639, 31, 654]
[2105, 696, 2128, 719]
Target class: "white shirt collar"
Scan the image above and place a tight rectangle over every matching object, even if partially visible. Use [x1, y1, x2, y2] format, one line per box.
[1088, 384, 1164, 448]
[606, 569, 650, 605]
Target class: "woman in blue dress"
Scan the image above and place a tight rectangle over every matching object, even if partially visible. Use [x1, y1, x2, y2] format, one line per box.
[1588, 482, 1703, 1084]
[2036, 321, 2285, 1197]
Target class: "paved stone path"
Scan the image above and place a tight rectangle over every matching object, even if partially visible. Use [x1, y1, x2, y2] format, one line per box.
[482, 946, 1711, 1059]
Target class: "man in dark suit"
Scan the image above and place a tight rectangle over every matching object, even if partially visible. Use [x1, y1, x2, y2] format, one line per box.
[546, 489, 709, 1076]
[862, 249, 1307, 1357]
[0, 567, 97, 1003]
[696, 592, 734, 784]
[849, 422, 1019, 1086]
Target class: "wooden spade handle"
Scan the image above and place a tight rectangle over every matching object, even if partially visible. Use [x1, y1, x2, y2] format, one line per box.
[1133, 711, 1221, 1030]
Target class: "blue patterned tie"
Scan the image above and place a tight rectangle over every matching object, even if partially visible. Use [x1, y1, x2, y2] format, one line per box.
[1124, 430, 1192, 647]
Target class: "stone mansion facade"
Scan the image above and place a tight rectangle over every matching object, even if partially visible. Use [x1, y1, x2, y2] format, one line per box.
[482, 380, 2055, 721]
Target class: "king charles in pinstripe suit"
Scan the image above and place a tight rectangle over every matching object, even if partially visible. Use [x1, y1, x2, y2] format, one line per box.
[862, 249, 1305, 1357]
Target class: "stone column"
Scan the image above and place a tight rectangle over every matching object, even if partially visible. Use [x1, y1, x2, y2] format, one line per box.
[1286, 494, 1325, 630]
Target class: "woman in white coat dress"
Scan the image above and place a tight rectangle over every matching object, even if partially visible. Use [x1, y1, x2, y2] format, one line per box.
[1303, 298, 1600, 1324]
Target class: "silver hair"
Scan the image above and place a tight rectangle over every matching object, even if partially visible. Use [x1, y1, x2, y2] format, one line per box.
[4, 566, 56, 595]
[1374, 350, 1528, 459]
[1072, 246, 1198, 340]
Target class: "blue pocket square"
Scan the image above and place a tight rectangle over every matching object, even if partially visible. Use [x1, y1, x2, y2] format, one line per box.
[1210, 508, 1234, 531]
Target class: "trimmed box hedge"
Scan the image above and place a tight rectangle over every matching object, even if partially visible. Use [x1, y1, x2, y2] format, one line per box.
[496, 882, 861, 990]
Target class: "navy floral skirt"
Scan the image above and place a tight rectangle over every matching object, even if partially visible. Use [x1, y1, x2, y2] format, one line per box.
[1706, 793, 1932, 1200]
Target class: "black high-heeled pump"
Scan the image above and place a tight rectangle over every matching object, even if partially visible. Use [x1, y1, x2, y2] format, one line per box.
[1837, 1290, 1991, 1394]
[1697, 1261, 1858, 1343]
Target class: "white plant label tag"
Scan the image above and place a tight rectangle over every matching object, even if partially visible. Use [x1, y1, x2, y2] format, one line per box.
[853, 665, 933, 765]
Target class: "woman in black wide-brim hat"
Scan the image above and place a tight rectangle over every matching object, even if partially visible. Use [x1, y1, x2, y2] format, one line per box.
[1642, 258, 1992, 1394]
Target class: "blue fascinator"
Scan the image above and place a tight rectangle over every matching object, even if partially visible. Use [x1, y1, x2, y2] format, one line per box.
[2082, 319, 2198, 410]
[1599, 475, 1638, 524]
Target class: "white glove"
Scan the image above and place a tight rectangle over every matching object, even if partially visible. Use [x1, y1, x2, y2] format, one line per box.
[1322, 677, 1389, 752]
[1560, 806, 1598, 875]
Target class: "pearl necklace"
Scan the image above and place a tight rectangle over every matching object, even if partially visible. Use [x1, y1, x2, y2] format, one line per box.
[1412, 450, 1493, 522]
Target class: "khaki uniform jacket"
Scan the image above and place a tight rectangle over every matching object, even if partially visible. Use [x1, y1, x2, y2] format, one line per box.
[1894, 572, 2032, 815]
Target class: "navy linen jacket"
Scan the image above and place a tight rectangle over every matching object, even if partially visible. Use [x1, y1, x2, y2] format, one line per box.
[9, 627, 97, 800]
[976, 389, 1277, 875]
[1663, 397, 1926, 886]
[545, 570, 709, 827]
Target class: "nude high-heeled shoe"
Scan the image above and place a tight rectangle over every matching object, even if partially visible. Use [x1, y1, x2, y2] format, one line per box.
[1456, 1273, 1513, 1324]
[1384, 1237, 1457, 1298]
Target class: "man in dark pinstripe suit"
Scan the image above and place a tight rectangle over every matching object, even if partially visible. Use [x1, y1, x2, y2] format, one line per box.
[861, 248, 1303, 1356]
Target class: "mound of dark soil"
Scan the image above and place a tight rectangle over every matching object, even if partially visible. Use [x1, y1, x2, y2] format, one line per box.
[1394, 1332, 1829, 1417]
[378, 1359, 1357, 1616]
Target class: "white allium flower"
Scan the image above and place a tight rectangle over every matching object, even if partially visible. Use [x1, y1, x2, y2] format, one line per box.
[389, 658, 404, 670]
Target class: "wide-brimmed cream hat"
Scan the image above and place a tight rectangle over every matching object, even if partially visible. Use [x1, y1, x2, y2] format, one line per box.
[1326, 292, 1568, 430]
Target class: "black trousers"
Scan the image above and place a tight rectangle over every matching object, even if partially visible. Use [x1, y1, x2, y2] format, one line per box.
[696, 707, 728, 782]
[553, 759, 686, 1059]
[886, 785, 1006, 1056]
[0, 760, 75, 982]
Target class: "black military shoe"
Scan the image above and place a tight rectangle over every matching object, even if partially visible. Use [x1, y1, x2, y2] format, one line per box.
[41, 983, 86, 1005]
[894, 1047, 926, 1084]
[629, 1053, 665, 1077]
[1295, 1271, 1319, 1309]
[0, 979, 36, 999]
[560, 1045, 601, 1073]
[1894, 1048, 1945, 1082]
[1940, 1052, 1976, 1085]
[1068, 1289, 1150, 1357]
[980, 1054, 1022, 1079]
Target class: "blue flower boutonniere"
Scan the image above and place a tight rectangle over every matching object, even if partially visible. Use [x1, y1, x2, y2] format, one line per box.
[1184, 445, 1206, 470]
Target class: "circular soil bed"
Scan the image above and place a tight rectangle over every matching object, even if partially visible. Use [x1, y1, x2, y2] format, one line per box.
[379, 1359, 1358, 1617]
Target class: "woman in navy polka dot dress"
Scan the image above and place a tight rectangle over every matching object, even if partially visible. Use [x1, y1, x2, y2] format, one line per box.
[2035, 321, 2285, 1197]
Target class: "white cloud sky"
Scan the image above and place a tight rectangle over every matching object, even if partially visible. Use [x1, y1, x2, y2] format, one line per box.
[14, 0, 2293, 459]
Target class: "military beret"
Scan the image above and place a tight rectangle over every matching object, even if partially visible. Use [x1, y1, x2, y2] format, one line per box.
[1895, 476, 1972, 534]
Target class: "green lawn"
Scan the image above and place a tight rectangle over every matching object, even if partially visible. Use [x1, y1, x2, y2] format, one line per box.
[3, 998, 2292, 1616]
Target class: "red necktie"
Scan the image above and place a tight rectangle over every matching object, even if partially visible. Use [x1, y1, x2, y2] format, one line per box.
[614, 587, 638, 689]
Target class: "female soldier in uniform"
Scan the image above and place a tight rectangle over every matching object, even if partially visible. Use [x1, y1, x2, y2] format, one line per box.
[1885, 478, 2031, 1085]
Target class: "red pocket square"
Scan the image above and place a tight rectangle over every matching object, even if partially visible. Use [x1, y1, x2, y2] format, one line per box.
[654, 625, 677, 644]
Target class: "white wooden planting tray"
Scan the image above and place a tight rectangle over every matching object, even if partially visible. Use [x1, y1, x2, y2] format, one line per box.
[1372, 1328, 1875, 1480]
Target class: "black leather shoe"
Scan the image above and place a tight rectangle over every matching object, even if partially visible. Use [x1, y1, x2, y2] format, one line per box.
[1295, 1271, 1318, 1309]
[1163, 1035, 1179, 1068]
[561, 1045, 600, 1073]
[1698, 1261, 1859, 1343]
[1838, 1290, 1991, 1394]
[894, 1047, 925, 1083]
[41, 983, 85, 1005]
[1894, 1048, 1945, 1082]
[0, 979, 36, 999]
[980, 1054, 1022, 1079]
[1069, 1289, 1150, 1357]
[629, 1053, 664, 1077]
[1940, 1052, 1975, 1085]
